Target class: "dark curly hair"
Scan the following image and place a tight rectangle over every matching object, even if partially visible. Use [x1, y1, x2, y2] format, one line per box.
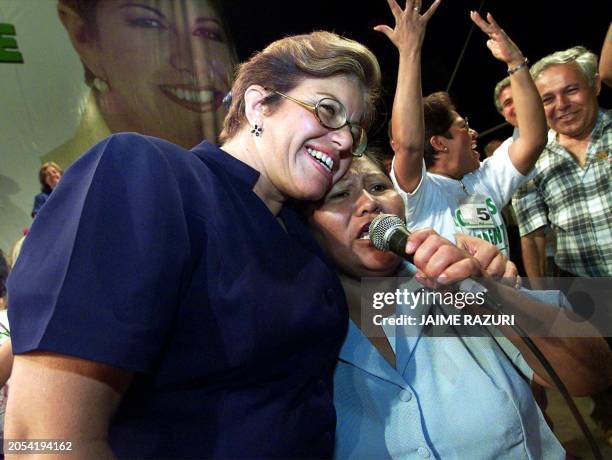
[423, 91, 456, 169]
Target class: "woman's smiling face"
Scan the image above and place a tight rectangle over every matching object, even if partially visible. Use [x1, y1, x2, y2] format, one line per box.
[256, 75, 364, 203]
[89, 0, 235, 147]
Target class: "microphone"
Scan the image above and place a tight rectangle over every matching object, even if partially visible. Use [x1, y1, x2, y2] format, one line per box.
[368, 214, 491, 300]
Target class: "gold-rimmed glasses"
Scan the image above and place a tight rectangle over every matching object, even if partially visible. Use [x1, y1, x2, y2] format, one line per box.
[267, 88, 367, 157]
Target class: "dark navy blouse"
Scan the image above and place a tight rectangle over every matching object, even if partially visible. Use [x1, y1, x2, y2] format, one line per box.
[8, 133, 348, 459]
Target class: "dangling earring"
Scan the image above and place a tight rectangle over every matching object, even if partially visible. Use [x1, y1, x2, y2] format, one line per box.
[251, 123, 263, 137]
[93, 77, 110, 93]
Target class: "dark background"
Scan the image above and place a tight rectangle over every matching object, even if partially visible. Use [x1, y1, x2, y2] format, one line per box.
[224, 0, 611, 150]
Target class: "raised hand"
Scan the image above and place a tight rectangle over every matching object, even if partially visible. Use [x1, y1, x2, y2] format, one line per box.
[470, 11, 524, 66]
[374, 0, 441, 53]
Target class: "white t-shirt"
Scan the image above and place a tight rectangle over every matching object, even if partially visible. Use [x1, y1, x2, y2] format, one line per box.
[390, 137, 531, 255]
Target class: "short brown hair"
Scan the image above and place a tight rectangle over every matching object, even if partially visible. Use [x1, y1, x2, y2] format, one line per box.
[220, 31, 381, 142]
[423, 91, 456, 169]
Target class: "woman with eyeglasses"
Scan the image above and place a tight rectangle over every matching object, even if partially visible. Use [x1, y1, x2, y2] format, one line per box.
[388, 7, 547, 258]
[6, 31, 380, 459]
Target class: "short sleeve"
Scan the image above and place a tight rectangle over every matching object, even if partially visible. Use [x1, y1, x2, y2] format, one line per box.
[512, 179, 548, 236]
[390, 159, 429, 226]
[471, 137, 532, 208]
[8, 134, 191, 372]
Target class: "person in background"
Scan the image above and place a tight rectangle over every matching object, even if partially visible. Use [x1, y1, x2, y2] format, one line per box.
[497, 72, 565, 285]
[489, 75, 534, 276]
[599, 22, 612, 87]
[6, 30, 381, 459]
[512, 44, 612, 445]
[389, 7, 546, 257]
[513, 45, 610, 279]
[483, 138, 503, 157]
[493, 76, 518, 132]
[32, 162, 63, 218]
[44, 0, 237, 169]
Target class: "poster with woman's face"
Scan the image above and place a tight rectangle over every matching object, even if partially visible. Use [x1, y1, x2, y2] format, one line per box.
[0, 0, 236, 253]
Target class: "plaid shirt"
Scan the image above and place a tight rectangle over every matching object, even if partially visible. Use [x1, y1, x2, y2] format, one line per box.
[513, 109, 612, 277]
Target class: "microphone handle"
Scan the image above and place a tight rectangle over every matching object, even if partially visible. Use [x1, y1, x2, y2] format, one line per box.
[386, 227, 493, 304]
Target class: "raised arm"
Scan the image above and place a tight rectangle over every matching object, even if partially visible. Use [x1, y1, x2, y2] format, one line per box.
[471, 12, 547, 175]
[5, 352, 132, 459]
[600, 22, 612, 87]
[375, 0, 440, 193]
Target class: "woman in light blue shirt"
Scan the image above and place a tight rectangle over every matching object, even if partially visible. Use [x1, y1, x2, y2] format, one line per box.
[307, 145, 610, 460]
[304, 2, 611, 458]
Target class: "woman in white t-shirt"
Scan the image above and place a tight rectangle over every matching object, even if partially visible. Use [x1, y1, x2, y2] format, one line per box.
[388, 10, 547, 256]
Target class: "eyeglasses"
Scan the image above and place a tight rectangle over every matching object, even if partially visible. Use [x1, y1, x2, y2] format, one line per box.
[457, 116, 470, 132]
[267, 88, 367, 157]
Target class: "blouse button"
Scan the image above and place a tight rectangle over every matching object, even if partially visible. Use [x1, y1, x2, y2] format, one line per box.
[398, 389, 412, 402]
[417, 446, 431, 458]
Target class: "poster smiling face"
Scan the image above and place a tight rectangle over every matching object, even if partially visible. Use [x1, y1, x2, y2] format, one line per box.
[0, 0, 236, 254]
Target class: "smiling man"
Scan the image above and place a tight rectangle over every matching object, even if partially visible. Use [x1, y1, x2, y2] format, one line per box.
[512, 45, 612, 445]
[513, 46, 611, 279]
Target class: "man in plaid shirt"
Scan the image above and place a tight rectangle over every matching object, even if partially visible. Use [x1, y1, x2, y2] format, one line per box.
[513, 45, 612, 444]
[513, 46, 611, 278]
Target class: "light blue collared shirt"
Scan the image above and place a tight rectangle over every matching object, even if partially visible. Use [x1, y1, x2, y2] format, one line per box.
[333, 274, 565, 460]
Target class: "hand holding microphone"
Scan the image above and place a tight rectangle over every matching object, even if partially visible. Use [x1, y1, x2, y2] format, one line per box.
[368, 214, 493, 298]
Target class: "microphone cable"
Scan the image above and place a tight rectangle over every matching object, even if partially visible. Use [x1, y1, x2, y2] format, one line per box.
[511, 323, 602, 460]
[479, 290, 603, 459]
